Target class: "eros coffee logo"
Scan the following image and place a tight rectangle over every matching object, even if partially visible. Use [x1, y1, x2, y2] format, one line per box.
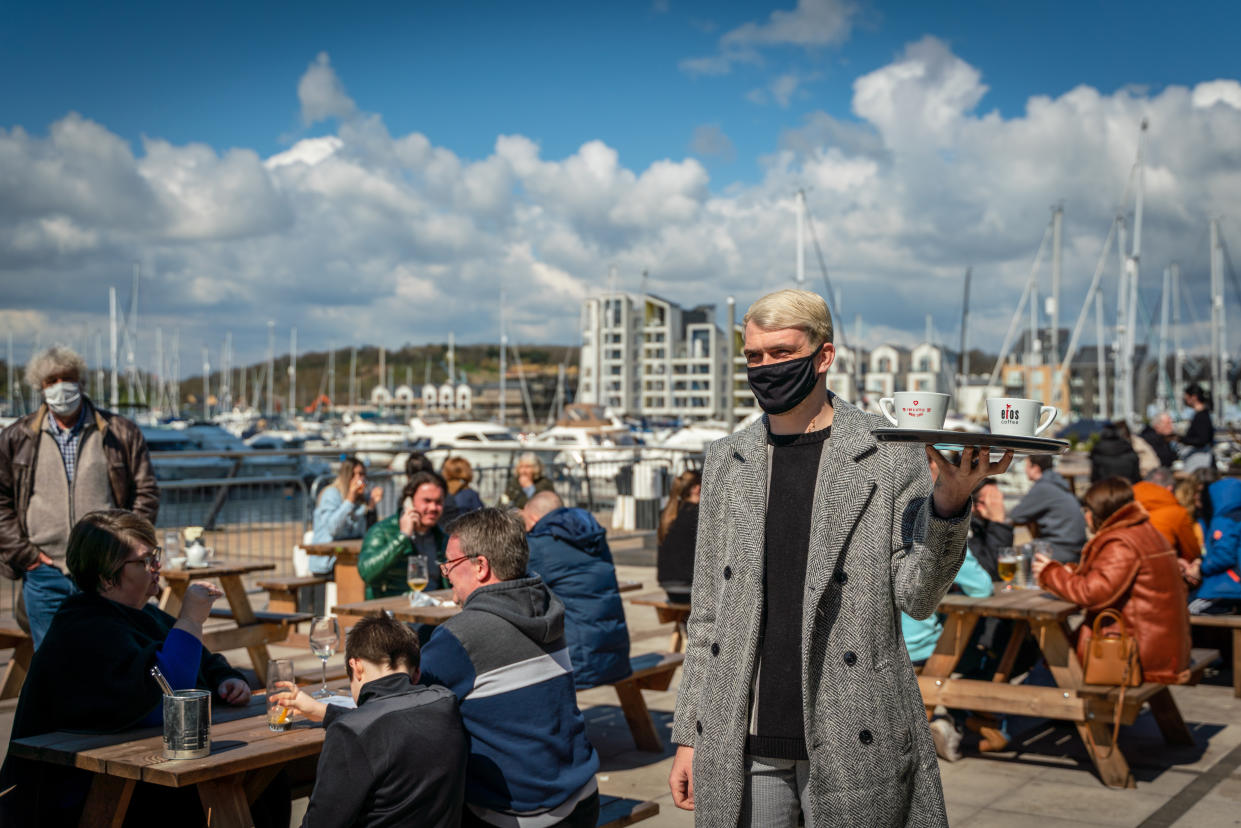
[1001, 405, 1020, 423]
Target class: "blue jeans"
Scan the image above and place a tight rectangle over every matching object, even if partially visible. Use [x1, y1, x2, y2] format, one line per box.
[23, 563, 78, 649]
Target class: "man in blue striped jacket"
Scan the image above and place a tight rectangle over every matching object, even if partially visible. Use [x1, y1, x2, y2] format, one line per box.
[420, 507, 600, 827]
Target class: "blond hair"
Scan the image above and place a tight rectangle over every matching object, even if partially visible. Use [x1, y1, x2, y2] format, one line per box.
[743, 289, 833, 346]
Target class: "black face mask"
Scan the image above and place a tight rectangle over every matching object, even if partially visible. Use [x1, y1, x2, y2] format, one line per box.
[746, 345, 824, 415]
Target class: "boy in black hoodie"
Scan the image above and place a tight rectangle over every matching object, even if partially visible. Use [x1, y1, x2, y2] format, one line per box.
[277, 614, 466, 827]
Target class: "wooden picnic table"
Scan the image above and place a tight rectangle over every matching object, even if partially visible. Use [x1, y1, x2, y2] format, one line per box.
[309, 537, 640, 611]
[917, 589, 1197, 788]
[333, 581, 644, 627]
[301, 539, 366, 606]
[160, 560, 285, 685]
[8, 685, 342, 828]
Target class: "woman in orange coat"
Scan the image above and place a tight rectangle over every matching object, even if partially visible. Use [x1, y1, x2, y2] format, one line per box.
[1032, 477, 1192, 685]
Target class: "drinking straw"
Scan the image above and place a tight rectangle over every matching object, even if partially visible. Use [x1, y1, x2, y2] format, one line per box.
[150, 666, 174, 696]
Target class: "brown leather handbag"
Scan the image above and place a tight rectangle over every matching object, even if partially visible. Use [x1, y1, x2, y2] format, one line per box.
[1082, 608, 1142, 759]
[1084, 609, 1142, 687]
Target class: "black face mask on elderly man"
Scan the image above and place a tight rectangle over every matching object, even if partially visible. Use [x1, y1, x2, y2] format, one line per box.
[746, 345, 825, 415]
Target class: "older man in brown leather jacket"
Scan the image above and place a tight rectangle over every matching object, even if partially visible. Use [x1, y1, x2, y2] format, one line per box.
[0, 346, 158, 648]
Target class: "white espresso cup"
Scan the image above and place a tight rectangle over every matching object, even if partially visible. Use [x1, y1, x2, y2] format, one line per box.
[986, 397, 1058, 437]
[878, 392, 950, 430]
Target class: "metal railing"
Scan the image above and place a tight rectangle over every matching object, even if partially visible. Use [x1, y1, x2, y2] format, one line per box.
[0, 444, 704, 620]
[148, 445, 703, 569]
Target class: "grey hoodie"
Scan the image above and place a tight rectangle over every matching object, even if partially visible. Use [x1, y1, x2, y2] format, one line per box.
[1008, 469, 1087, 562]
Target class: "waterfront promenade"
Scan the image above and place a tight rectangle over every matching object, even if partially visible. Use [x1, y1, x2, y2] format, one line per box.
[1, 560, 1237, 826]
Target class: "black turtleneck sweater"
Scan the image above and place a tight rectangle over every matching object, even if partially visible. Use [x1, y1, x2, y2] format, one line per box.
[747, 425, 830, 760]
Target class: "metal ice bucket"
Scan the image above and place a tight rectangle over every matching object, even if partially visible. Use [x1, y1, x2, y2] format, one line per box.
[162, 689, 211, 759]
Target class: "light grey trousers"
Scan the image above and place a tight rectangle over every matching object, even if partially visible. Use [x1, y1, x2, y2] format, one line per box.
[739, 754, 813, 828]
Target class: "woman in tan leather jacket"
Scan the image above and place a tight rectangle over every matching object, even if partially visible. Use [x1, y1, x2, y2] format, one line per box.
[1033, 477, 1192, 684]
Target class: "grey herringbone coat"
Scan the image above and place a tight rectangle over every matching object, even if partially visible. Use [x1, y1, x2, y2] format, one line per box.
[671, 397, 968, 827]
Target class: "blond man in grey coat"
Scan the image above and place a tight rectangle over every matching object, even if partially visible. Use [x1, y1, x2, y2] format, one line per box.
[669, 290, 1011, 827]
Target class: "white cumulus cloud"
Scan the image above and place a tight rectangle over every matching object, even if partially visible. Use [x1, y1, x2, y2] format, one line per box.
[3, 41, 1241, 376]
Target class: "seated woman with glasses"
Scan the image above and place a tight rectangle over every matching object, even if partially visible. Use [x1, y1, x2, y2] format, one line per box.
[0, 510, 281, 827]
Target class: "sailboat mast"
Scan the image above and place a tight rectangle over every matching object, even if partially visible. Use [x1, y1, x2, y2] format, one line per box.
[1172, 263, 1183, 405]
[1096, 293, 1108, 420]
[109, 287, 119, 407]
[265, 321, 275, 417]
[6, 332, 14, 416]
[1051, 206, 1063, 362]
[795, 190, 806, 286]
[348, 345, 357, 411]
[958, 268, 971, 401]
[1211, 218, 1225, 404]
[327, 344, 336, 415]
[1158, 267, 1170, 410]
[222, 332, 231, 410]
[155, 329, 164, 414]
[201, 346, 210, 420]
[289, 327, 297, 417]
[499, 296, 507, 426]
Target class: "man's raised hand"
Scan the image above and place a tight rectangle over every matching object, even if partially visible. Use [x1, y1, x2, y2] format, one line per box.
[925, 445, 1014, 517]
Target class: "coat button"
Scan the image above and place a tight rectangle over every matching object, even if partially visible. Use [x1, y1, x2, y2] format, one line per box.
[723, 566, 732, 580]
[834, 571, 848, 585]
[696, 720, 703, 734]
[711, 643, 720, 657]
[843, 651, 857, 666]
[859, 729, 873, 745]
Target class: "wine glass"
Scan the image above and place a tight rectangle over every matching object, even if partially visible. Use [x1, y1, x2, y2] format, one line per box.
[308, 615, 341, 699]
[407, 556, 429, 606]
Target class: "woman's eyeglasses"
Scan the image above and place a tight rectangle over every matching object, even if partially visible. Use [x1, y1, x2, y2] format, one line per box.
[119, 546, 163, 573]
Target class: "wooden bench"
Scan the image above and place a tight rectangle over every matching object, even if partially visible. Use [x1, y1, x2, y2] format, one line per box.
[203, 608, 315, 667]
[257, 575, 331, 615]
[1073, 648, 1219, 747]
[1189, 613, 1241, 697]
[0, 619, 33, 700]
[598, 651, 684, 752]
[598, 794, 658, 827]
[628, 595, 690, 653]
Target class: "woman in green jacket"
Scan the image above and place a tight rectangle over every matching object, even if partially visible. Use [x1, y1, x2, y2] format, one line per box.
[358, 471, 450, 598]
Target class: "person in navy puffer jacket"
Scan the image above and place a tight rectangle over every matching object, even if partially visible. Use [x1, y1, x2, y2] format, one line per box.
[1192, 477, 1241, 614]
[521, 490, 632, 688]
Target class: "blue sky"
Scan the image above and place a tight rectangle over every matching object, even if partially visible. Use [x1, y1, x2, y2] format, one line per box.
[5, 0, 1238, 188]
[2, 0, 1240, 371]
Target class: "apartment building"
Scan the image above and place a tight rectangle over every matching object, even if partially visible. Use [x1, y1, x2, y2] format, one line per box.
[578, 293, 729, 420]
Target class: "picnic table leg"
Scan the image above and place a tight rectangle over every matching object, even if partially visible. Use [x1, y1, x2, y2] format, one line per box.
[160, 580, 189, 616]
[990, 620, 1028, 684]
[669, 621, 685, 654]
[0, 637, 33, 699]
[1147, 687, 1194, 746]
[1037, 620, 1135, 789]
[921, 611, 978, 680]
[1234, 629, 1241, 699]
[219, 575, 273, 687]
[78, 775, 136, 828]
[613, 678, 663, 752]
[199, 773, 255, 828]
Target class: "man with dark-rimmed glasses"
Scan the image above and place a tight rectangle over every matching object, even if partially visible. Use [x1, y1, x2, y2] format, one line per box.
[419, 507, 600, 827]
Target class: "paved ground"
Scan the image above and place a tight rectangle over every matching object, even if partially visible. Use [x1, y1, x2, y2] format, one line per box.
[3, 562, 1239, 826]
